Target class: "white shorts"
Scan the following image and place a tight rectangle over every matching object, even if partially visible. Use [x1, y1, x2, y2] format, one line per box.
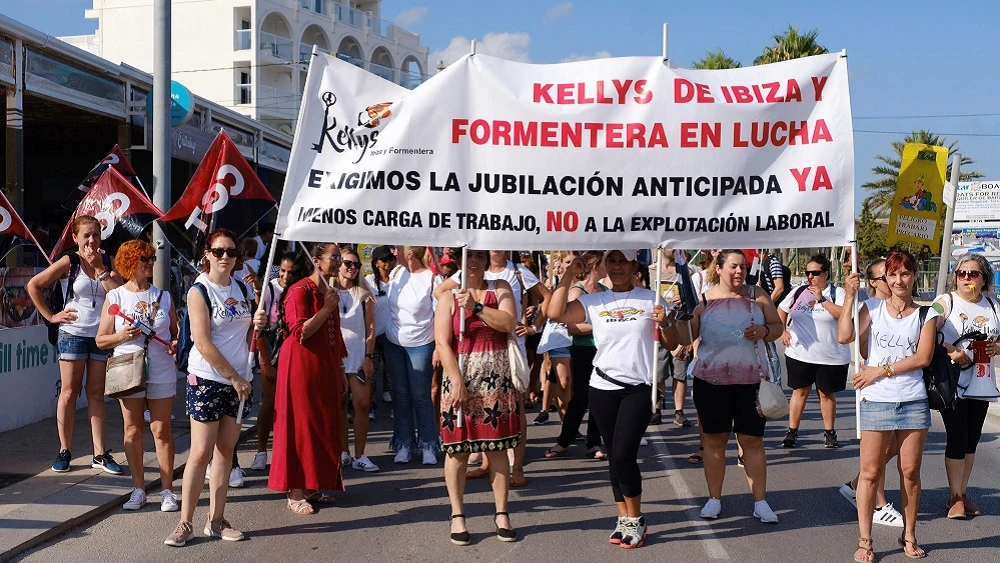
[120, 381, 176, 400]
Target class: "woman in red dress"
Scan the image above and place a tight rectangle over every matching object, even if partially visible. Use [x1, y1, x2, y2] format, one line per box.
[265, 243, 347, 515]
[435, 249, 520, 545]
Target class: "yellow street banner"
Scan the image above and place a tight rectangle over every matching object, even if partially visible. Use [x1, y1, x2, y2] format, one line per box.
[886, 143, 949, 247]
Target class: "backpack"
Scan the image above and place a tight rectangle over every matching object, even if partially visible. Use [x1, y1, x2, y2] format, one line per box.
[176, 279, 250, 373]
[917, 306, 959, 411]
[44, 252, 113, 346]
[762, 254, 792, 305]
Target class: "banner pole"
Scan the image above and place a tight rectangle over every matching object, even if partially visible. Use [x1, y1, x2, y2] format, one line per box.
[662, 23, 668, 60]
[851, 240, 861, 440]
[935, 153, 962, 296]
[651, 246, 662, 412]
[457, 245, 468, 425]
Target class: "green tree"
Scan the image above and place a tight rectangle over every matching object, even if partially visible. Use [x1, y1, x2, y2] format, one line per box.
[754, 25, 828, 65]
[862, 129, 984, 218]
[856, 197, 889, 260]
[692, 50, 742, 70]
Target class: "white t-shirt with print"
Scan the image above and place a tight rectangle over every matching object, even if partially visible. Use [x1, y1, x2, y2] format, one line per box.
[187, 274, 253, 384]
[578, 287, 662, 391]
[106, 285, 176, 384]
[937, 293, 1000, 400]
[862, 298, 938, 403]
[780, 284, 851, 365]
[366, 273, 391, 337]
[386, 268, 440, 347]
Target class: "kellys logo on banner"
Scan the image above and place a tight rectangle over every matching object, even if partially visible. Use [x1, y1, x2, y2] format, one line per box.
[886, 143, 948, 247]
[275, 52, 855, 250]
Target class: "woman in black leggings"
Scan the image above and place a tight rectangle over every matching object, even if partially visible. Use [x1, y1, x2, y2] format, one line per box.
[550, 249, 677, 549]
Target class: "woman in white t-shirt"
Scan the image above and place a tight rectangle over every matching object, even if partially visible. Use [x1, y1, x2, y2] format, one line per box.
[550, 249, 677, 550]
[385, 246, 441, 465]
[933, 253, 1000, 520]
[96, 240, 179, 512]
[777, 254, 850, 449]
[365, 245, 397, 406]
[837, 250, 937, 562]
[165, 229, 253, 547]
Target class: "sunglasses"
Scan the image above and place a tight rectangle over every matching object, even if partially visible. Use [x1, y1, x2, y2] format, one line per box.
[869, 275, 887, 283]
[956, 269, 983, 279]
[321, 254, 341, 263]
[342, 260, 361, 269]
[805, 270, 826, 277]
[378, 255, 397, 263]
[139, 254, 157, 263]
[209, 247, 239, 258]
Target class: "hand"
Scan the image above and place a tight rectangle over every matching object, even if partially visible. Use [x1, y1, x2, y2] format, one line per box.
[432, 349, 441, 369]
[987, 342, 999, 357]
[260, 363, 277, 381]
[455, 288, 477, 312]
[947, 347, 970, 365]
[564, 256, 586, 279]
[808, 285, 823, 301]
[781, 330, 792, 347]
[524, 305, 537, 320]
[743, 324, 768, 342]
[844, 272, 861, 296]
[52, 307, 78, 324]
[514, 323, 534, 337]
[323, 285, 340, 312]
[231, 374, 252, 401]
[253, 309, 269, 330]
[652, 304, 669, 328]
[119, 324, 142, 343]
[243, 272, 261, 293]
[673, 344, 693, 360]
[361, 357, 373, 380]
[449, 377, 469, 411]
[852, 364, 884, 390]
[167, 340, 178, 356]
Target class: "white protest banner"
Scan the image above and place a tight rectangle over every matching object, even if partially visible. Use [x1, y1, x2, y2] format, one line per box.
[955, 181, 1000, 223]
[276, 52, 854, 250]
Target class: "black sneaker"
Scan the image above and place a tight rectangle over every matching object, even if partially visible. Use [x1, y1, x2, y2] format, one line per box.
[52, 449, 71, 473]
[649, 410, 662, 425]
[824, 430, 840, 449]
[91, 451, 124, 475]
[547, 405, 558, 413]
[532, 411, 549, 425]
[782, 429, 798, 448]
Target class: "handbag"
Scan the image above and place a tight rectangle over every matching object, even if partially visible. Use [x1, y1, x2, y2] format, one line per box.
[508, 334, 531, 392]
[105, 349, 148, 398]
[750, 288, 789, 419]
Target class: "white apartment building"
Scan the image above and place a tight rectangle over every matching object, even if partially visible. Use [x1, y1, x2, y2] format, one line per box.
[62, 0, 429, 136]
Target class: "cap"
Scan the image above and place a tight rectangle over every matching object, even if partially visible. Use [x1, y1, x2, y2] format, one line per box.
[371, 245, 395, 263]
[609, 249, 638, 262]
[439, 254, 455, 265]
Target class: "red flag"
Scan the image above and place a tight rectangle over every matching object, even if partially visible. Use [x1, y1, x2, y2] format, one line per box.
[0, 191, 49, 263]
[79, 145, 138, 192]
[51, 168, 163, 260]
[159, 130, 275, 237]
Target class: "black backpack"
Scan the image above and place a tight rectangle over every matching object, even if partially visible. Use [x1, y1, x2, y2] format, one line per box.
[763, 254, 792, 305]
[44, 252, 113, 346]
[175, 280, 250, 373]
[917, 306, 959, 411]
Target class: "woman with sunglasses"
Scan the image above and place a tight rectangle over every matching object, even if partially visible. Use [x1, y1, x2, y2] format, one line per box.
[165, 229, 253, 547]
[777, 254, 851, 449]
[336, 248, 379, 472]
[838, 250, 937, 562]
[933, 253, 999, 519]
[366, 245, 398, 406]
[265, 243, 347, 515]
[96, 240, 178, 512]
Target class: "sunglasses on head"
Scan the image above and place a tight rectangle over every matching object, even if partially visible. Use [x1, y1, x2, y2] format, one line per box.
[342, 260, 361, 269]
[209, 247, 239, 258]
[806, 270, 826, 277]
[956, 269, 983, 279]
[139, 254, 157, 263]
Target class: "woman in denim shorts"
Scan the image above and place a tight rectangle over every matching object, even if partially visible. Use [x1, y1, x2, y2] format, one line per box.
[838, 250, 937, 561]
[27, 216, 123, 475]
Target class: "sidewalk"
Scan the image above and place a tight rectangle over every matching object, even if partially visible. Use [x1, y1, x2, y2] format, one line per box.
[0, 377, 261, 561]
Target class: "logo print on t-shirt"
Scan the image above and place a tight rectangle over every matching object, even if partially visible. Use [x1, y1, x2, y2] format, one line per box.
[599, 307, 644, 322]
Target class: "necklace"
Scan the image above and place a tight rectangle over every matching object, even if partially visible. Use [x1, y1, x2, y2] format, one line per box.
[601, 288, 634, 320]
[886, 298, 906, 319]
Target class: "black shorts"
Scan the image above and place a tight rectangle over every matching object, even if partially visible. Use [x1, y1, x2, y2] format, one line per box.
[785, 356, 849, 393]
[693, 377, 766, 437]
[526, 332, 542, 353]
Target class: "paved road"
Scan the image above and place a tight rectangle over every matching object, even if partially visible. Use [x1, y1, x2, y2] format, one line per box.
[13, 394, 1000, 563]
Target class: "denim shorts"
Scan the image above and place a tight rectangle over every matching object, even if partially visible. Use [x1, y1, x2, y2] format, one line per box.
[186, 377, 253, 423]
[548, 346, 571, 359]
[57, 331, 111, 361]
[859, 399, 931, 431]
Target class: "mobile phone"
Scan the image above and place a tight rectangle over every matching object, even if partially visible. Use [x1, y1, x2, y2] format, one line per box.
[355, 369, 367, 384]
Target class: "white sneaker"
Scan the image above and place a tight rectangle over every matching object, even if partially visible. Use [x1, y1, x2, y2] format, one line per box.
[341, 451, 352, 466]
[700, 498, 722, 519]
[839, 481, 858, 509]
[394, 447, 411, 464]
[205, 463, 211, 479]
[873, 502, 904, 528]
[352, 455, 380, 472]
[250, 452, 268, 471]
[422, 447, 438, 465]
[753, 500, 778, 523]
[160, 489, 179, 512]
[382, 391, 392, 403]
[229, 467, 245, 488]
[640, 436, 649, 446]
[123, 488, 147, 510]
[143, 410, 151, 423]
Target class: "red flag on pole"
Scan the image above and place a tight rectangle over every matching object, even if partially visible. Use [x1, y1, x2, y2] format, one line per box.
[0, 191, 50, 263]
[51, 168, 163, 260]
[78, 145, 138, 192]
[159, 130, 275, 237]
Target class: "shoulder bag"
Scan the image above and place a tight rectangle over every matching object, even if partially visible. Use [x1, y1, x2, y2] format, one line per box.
[106, 290, 163, 398]
[750, 286, 789, 419]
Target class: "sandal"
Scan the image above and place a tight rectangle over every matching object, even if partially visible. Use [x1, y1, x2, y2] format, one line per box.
[304, 491, 336, 504]
[466, 467, 489, 479]
[585, 447, 608, 460]
[898, 535, 926, 559]
[544, 445, 568, 459]
[854, 537, 876, 563]
[449, 514, 471, 546]
[287, 498, 316, 515]
[509, 471, 527, 488]
[687, 447, 704, 464]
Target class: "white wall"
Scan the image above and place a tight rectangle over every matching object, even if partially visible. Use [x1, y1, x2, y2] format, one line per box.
[0, 326, 67, 433]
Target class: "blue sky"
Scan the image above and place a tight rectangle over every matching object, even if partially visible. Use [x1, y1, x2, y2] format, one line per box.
[6, 0, 999, 215]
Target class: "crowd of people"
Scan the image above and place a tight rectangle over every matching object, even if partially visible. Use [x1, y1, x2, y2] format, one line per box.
[25, 219, 1000, 556]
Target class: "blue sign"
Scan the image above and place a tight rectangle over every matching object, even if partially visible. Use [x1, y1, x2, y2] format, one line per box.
[146, 80, 194, 127]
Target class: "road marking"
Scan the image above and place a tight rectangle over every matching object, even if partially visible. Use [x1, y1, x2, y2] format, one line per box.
[650, 430, 730, 560]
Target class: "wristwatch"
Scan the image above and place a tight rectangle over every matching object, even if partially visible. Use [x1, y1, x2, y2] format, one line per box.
[817, 296, 828, 304]
[365, 353, 376, 359]
[473, 302, 484, 315]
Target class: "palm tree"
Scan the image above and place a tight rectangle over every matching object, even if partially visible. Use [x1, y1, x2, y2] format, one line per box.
[754, 25, 828, 65]
[862, 129, 984, 218]
[692, 50, 742, 70]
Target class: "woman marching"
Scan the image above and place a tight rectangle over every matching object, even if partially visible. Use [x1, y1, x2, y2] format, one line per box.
[550, 249, 678, 549]
[837, 250, 937, 561]
[26, 216, 124, 475]
[264, 243, 347, 515]
[96, 240, 179, 511]
[436, 249, 521, 545]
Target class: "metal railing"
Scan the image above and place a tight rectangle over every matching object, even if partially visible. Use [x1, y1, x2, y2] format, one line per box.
[400, 70, 425, 89]
[259, 31, 293, 60]
[337, 54, 364, 68]
[369, 61, 394, 82]
[234, 29, 251, 51]
[256, 86, 301, 114]
[370, 18, 393, 38]
[301, 0, 332, 17]
[299, 45, 329, 63]
[333, 2, 367, 29]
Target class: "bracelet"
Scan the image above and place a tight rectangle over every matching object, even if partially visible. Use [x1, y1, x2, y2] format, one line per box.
[365, 353, 375, 359]
[883, 364, 894, 378]
[763, 325, 771, 338]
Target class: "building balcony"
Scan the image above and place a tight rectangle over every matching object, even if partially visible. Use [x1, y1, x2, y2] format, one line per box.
[401, 70, 426, 90]
[257, 85, 301, 117]
[369, 61, 394, 82]
[234, 29, 251, 51]
[259, 31, 293, 61]
[299, 45, 330, 64]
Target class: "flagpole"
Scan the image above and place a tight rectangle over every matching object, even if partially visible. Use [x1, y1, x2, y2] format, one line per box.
[245, 231, 282, 420]
[456, 245, 468, 426]
[651, 246, 662, 412]
[851, 240, 862, 440]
